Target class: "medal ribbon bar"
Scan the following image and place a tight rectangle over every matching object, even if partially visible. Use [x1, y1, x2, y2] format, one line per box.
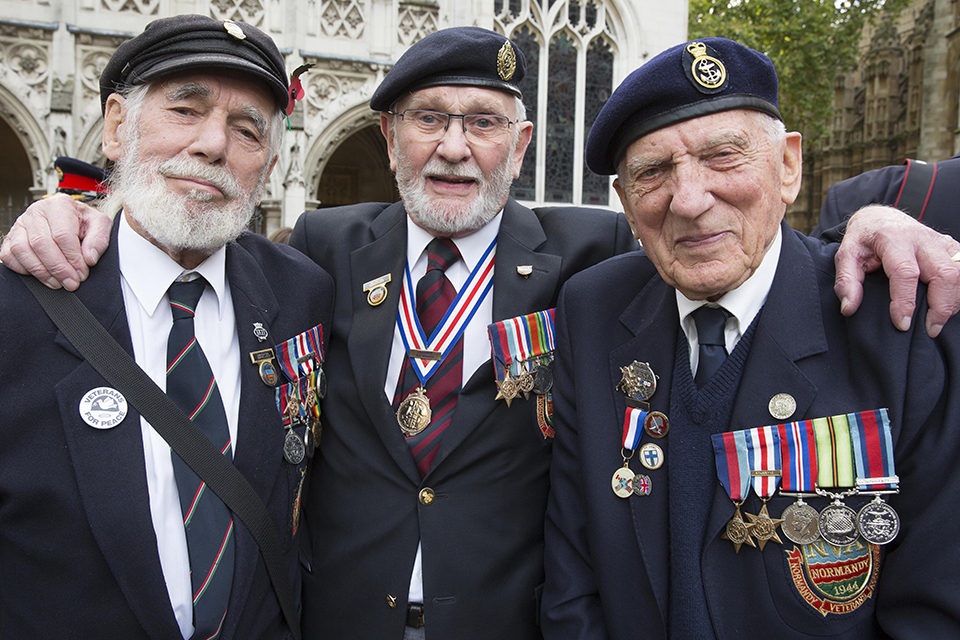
[488, 308, 556, 380]
[712, 430, 750, 502]
[847, 408, 898, 492]
[745, 426, 782, 498]
[777, 419, 818, 494]
[813, 415, 856, 489]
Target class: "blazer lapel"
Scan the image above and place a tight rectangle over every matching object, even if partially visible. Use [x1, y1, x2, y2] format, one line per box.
[57, 221, 182, 638]
[429, 200, 562, 476]
[347, 203, 421, 483]
[609, 275, 678, 632]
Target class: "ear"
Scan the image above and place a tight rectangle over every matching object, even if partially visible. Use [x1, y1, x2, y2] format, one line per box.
[613, 177, 642, 240]
[380, 112, 397, 173]
[780, 131, 803, 205]
[510, 120, 534, 180]
[101, 94, 127, 162]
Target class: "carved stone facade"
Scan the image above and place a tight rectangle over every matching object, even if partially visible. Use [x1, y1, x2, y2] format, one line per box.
[791, 0, 960, 233]
[0, 0, 683, 234]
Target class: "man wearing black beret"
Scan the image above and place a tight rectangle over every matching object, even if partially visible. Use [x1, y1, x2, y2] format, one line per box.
[543, 37, 960, 639]
[0, 14, 332, 639]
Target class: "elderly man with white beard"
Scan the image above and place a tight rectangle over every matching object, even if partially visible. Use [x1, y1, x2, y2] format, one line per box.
[0, 15, 332, 639]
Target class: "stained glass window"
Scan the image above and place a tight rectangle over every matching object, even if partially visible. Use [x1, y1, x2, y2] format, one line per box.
[582, 38, 613, 205]
[513, 26, 540, 201]
[545, 32, 576, 202]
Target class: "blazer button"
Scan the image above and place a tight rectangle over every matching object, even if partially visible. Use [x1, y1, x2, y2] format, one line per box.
[419, 488, 435, 505]
[386, 594, 397, 608]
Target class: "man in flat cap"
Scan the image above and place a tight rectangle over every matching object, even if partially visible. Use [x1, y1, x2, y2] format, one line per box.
[4, 26, 960, 640]
[542, 37, 960, 639]
[0, 14, 332, 639]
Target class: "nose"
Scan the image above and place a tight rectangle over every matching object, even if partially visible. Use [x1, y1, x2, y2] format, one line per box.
[434, 119, 472, 164]
[668, 161, 714, 218]
[187, 115, 228, 164]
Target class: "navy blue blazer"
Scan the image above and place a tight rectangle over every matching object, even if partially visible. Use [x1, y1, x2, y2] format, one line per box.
[290, 199, 637, 640]
[813, 153, 960, 239]
[543, 223, 960, 639]
[0, 219, 333, 638]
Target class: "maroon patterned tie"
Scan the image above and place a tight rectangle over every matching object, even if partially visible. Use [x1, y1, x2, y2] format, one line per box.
[394, 238, 463, 477]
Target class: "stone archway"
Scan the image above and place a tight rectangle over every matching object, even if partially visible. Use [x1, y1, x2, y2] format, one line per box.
[315, 123, 398, 207]
[0, 115, 34, 233]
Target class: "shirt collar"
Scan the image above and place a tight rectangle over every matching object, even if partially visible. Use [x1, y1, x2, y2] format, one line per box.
[405, 210, 503, 271]
[676, 226, 782, 337]
[118, 212, 229, 319]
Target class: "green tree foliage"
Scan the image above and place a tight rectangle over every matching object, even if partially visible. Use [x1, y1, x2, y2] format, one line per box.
[689, 0, 909, 142]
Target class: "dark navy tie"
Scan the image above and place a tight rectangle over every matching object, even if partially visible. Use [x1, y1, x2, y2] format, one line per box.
[395, 238, 463, 477]
[166, 278, 234, 638]
[692, 305, 730, 388]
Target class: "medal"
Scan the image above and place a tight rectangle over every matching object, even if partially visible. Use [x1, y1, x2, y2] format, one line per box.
[617, 361, 657, 401]
[363, 274, 391, 306]
[813, 414, 860, 543]
[721, 506, 756, 552]
[638, 442, 663, 470]
[612, 466, 636, 498]
[612, 402, 651, 498]
[397, 386, 432, 436]
[284, 429, 306, 465]
[517, 367, 535, 398]
[275, 324, 325, 383]
[532, 360, 554, 395]
[848, 408, 900, 545]
[743, 425, 784, 549]
[250, 348, 279, 386]
[488, 309, 557, 404]
[818, 499, 859, 546]
[777, 417, 821, 544]
[495, 370, 519, 407]
[632, 473, 652, 496]
[643, 411, 669, 438]
[712, 430, 754, 552]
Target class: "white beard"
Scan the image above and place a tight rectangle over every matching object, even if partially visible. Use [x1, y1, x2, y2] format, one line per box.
[394, 141, 517, 236]
[106, 133, 270, 252]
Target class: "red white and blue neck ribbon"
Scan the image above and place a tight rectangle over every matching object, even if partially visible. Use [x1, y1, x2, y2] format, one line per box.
[713, 430, 750, 502]
[745, 426, 782, 498]
[847, 408, 898, 492]
[276, 324, 324, 382]
[777, 418, 819, 493]
[398, 236, 496, 386]
[488, 308, 556, 380]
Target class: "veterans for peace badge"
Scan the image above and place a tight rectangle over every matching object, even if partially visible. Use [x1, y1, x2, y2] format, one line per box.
[79, 387, 128, 429]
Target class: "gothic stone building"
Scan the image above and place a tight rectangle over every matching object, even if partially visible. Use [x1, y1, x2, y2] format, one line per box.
[0, 0, 686, 235]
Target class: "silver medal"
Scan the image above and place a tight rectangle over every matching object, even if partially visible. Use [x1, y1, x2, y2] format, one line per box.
[856, 498, 900, 545]
[780, 499, 821, 545]
[818, 501, 859, 546]
[284, 430, 306, 465]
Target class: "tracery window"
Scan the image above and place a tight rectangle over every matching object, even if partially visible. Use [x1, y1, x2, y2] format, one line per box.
[495, 0, 619, 207]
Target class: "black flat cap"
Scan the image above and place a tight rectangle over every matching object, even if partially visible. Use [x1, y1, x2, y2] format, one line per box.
[99, 14, 288, 114]
[586, 37, 782, 175]
[370, 27, 526, 111]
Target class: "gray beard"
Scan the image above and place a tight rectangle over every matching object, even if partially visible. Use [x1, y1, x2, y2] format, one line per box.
[394, 144, 516, 237]
[105, 135, 269, 252]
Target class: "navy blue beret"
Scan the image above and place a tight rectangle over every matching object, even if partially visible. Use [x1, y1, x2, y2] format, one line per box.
[370, 27, 526, 111]
[100, 14, 289, 114]
[585, 37, 782, 175]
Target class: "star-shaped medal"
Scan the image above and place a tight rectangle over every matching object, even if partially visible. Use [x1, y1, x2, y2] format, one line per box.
[495, 370, 519, 407]
[721, 506, 756, 553]
[744, 503, 785, 550]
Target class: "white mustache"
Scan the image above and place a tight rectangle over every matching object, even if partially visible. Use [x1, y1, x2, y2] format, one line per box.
[421, 159, 484, 182]
[158, 158, 241, 199]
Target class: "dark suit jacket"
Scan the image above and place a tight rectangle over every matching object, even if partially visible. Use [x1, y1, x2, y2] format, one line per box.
[813, 153, 960, 239]
[543, 223, 960, 639]
[0, 219, 333, 639]
[290, 198, 637, 639]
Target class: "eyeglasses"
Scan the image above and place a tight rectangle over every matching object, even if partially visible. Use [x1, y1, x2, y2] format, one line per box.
[390, 109, 517, 143]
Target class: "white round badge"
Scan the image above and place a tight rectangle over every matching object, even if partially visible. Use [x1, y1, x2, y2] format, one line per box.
[79, 387, 128, 429]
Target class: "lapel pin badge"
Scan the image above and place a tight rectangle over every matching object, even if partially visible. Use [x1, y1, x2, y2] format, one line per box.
[768, 393, 797, 421]
[79, 387, 128, 429]
[363, 274, 392, 306]
[516, 265, 533, 278]
[253, 322, 269, 342]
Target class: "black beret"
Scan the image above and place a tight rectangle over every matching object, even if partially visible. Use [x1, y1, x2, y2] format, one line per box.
[54, 156, 109, 200]
[99, 14, 288, 114]
[585, 37, 782, 175]
[370, 27, 526, 111]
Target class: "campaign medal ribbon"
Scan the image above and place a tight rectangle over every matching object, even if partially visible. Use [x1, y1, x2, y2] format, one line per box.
[612, 398, 652, 498]
[275, 323, 325, 381]
[275, 382, 306, 465]
[272, 324, 325, 463]
[777, 418, 821, 545]
[713, 430, 755, 552]
[813, 414, 860, 546]
[848, 408, 900, 545]
[744, 426, 784, 549]
[396, 237, 496, 436]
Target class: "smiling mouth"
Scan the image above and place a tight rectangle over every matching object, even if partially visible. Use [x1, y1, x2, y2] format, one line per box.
[429, 175, 477, 185]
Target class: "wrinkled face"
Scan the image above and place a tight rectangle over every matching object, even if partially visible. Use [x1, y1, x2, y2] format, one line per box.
[614, 110, 802, 300]
[381, 85, 533, 237]
[102, 71, 279, 253]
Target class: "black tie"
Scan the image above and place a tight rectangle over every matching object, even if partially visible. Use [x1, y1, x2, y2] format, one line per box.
[692, 305, 730, 388]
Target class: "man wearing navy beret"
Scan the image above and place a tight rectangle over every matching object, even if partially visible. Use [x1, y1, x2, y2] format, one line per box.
[0, 14, 332, 639]
[542, 37, 960, 639]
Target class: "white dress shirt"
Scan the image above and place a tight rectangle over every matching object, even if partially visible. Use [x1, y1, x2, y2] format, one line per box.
[677, 227, 782, 377]
[382, 212, 503, 604]
[118, 214, 242, 639]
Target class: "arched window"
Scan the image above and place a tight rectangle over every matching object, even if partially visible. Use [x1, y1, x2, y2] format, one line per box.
[496, 0, 619, 207]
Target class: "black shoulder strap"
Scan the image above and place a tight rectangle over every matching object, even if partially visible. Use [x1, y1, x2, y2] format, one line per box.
[894, 159, 938, 221]
[21, 276, 302, 640]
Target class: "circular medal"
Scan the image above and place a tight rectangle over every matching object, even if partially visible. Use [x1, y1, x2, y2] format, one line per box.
[304, 425, 316, 458]
[768, 393, 796, 421]
[617, 361, 657, 401]
[638, 443, 664, 470]
[284, 430, 306, 465]
[818, 502, 859, 546]
[518, 370, 535, 394]
[781, 501, 821, 545]
[397, 387, 432, 436]
[316, 367, 328, 399]
[532, 363, 554, 395]
[643, 411, 669, 438]
[857, 499, 900, 545]
[612, 466, 636, 498]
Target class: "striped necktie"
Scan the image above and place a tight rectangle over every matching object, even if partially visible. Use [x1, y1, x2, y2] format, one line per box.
[395, 238, 464, 477]
[166, 278, 235, 639]
[692, 304, 730, 388]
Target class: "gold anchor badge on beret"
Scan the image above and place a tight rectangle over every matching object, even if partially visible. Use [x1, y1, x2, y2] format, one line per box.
[687, 41, 726, 90]
[223, 19, 246, 40]
[497, 41, 516, 81]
